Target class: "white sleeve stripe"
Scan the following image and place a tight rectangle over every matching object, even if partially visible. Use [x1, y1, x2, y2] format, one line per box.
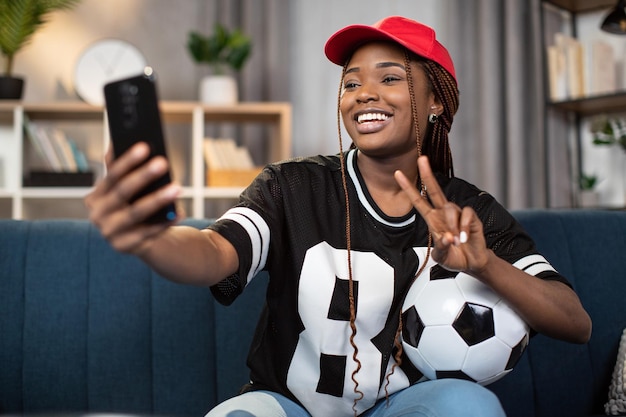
[219, 207, 270, 283]
[513, 254, 557, 275]
[513, 254, 549, 270]
[524, 263, 557, 276]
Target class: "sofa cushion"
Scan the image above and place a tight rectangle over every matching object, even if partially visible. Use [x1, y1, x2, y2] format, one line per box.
[0, 219, 221, 417]
[490, 209, 626, 417]
[0, 219, 30, 412]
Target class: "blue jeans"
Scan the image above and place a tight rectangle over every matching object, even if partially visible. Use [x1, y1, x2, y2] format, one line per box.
[205, 379, 506, 417]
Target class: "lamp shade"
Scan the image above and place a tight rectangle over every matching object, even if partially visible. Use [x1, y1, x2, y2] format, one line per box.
[601, 0, 626, 34]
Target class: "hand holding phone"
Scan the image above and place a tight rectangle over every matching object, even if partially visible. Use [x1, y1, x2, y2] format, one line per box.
[104, 67, 177, 224]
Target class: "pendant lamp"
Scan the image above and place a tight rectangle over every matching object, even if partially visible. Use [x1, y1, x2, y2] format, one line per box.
[601, 0, 626, 34]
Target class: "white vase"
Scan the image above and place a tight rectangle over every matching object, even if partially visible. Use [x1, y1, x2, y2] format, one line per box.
[579, 190, 599, 208]
[199, 75, 238, 105]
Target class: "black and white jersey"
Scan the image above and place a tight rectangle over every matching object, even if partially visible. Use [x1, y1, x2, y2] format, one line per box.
[208, 149, 566, 417]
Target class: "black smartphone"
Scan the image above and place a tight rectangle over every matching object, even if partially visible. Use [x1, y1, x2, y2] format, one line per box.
[104, 67, 177, 224]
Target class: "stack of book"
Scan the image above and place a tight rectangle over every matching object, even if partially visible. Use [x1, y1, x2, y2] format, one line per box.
[203, 138, 261, 187]
[547, 32, 618, 102]
[23, 116, 93, 187]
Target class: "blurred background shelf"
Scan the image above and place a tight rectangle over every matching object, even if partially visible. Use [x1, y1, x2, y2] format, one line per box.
[0, 101, 291, 219]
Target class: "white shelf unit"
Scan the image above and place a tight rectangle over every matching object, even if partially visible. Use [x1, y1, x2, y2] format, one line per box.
[0, 101, 292, 220]
[541, 0, 626, 208]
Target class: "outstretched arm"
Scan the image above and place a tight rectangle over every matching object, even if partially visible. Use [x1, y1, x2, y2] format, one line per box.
[394, 156, 592, 344]
[85, 142, 238, 287]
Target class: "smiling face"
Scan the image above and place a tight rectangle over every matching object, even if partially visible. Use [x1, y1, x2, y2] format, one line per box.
[340, 41, 442, 159]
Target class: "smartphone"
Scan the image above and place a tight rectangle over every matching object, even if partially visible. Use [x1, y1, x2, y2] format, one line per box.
[104, 67, 177, 224]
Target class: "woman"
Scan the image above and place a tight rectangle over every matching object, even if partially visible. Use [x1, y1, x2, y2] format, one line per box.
[85, 16, 591, 417]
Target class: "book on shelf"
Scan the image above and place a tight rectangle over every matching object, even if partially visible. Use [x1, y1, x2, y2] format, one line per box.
[203, 138, 256, 170]
[67, 139, 90, 172]
[547, 44, 568, 101]
[548, 33, 586, 101]
[589, 39, 616, 96]
[23, 117, 61, 171]
[50, 129, 78, 172]
[546, 33, 624, 102]
[564, 35, 585, 99]
[22, 117, 90, 173]
[203, 138, 226, 170]
[203, 137, 261, 186]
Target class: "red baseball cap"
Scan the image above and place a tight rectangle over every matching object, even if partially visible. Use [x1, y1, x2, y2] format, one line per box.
[324, 16, 456, 83]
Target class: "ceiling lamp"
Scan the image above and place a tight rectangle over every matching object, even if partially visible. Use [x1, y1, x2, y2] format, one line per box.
[601, 0, 626, 34]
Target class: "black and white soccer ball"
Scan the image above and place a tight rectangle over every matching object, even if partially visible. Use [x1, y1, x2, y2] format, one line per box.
[401, 264, 530, 386]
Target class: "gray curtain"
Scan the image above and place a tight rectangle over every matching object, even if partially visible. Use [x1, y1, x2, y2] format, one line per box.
[196, 0, 291, 166]
[191, 0, 290, 217]
[197, 0, 290, 102]
[447, 0, 549, 209]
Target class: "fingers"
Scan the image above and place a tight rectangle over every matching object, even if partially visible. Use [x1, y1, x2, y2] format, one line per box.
[89, 143, 149, 207]
[394, 169, 430, 215]
[459, 207, 473, 244]
[104, 144, 114, 167]
[441, 203, 461, 245]
[101, 180, 180, 231]
[396, 156, 489, 273]
[395, 155, 451, 211]
[104, 143, 151, 191]
[417, 156, 447, 207]
[395, 156, 465, 246]
[85, 142, 181, 253]
[89, 143, 160, 216]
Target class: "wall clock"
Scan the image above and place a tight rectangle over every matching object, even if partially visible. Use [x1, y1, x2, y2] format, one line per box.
[74, 39, 147, 106]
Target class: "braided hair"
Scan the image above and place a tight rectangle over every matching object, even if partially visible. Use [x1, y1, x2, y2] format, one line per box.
[417, 57, 460, 178]
[335, 44, 460, 415]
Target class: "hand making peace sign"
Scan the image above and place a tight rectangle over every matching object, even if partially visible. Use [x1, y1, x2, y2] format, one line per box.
[394, 156, 491, 277]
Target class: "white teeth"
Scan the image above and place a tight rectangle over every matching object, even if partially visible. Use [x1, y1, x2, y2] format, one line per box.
[357, 113, 389, 123]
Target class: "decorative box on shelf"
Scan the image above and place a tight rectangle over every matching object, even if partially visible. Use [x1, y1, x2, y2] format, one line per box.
[206, 168, 262, 187]
[23, 171, 94, 187]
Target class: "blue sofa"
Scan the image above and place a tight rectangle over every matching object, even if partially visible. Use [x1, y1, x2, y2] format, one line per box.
[1, 209, 625, 417]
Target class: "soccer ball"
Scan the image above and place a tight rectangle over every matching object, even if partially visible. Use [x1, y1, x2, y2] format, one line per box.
[401, 264, 530, 385]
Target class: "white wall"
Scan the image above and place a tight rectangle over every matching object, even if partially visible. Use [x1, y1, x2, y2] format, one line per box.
[5, 0, 204, 102]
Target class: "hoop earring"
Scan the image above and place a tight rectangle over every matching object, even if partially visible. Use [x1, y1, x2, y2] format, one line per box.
[428, 113, 438, 124]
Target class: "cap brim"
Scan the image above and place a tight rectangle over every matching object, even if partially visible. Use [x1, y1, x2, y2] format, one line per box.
[324, 25, 406, 66]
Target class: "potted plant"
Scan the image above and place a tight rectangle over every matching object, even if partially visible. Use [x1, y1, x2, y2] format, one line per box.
[578, 172, 600, 208]
[591, 116, 626, 152]
[0, 0, 81, 100]
[590, 115, 626, 206]
[187, 24, 252, 104]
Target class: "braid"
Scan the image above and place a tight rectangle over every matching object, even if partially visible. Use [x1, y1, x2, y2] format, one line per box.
[405, 51, 423, 159]
[420, 60, 459, 178]
[336, 62, 364, 416]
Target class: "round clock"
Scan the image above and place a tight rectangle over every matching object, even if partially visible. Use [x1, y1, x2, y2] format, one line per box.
[74, 39, 147, 106]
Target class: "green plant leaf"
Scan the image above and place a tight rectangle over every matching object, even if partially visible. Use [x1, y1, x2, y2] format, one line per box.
[225, 29, 251, 71]
[187, 32, 209, 62]
[186, 23, 251, 74]
[0, 0, 81, 75]
[579, 173, 598, 190]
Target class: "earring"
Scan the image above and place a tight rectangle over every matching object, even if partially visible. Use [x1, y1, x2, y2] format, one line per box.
[428, 113, 438, 124]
